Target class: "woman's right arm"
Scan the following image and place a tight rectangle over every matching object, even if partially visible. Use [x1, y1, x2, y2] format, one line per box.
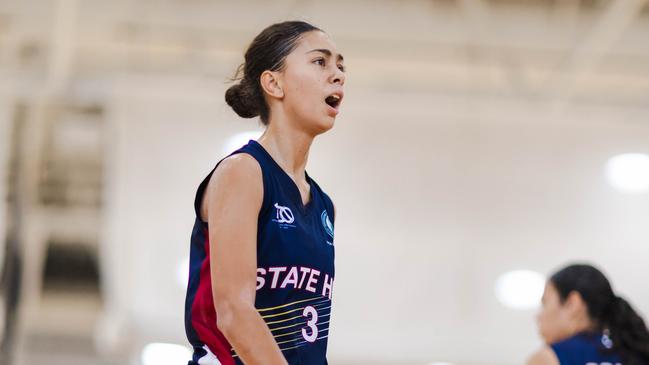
[203, 154, 288, 365]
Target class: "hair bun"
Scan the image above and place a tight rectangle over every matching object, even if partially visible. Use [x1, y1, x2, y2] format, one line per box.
[225, 81, 260, 119]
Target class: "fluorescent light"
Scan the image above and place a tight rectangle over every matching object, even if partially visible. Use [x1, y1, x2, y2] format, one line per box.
[495, 270, 545, 310]
[223, 130, 263, 156]
[605, 153, 649, 193]
[141, 343, 192, 365]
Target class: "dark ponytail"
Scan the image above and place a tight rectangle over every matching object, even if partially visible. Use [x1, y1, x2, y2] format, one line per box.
[606, 295, 649, 364]
[551, 264, 649, 365]
[225, 21, 321, 125]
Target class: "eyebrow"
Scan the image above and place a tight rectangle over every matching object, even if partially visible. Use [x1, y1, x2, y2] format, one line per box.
[307, 48, 344, 62]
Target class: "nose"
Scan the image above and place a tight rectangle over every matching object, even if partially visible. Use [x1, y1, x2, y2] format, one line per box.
[331, 67, 345, 86]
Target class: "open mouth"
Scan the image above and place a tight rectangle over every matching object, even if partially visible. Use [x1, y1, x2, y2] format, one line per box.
[325, 94, 342, 109]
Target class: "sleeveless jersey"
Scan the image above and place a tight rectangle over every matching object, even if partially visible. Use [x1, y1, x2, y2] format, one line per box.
[184, 140, 336, 365]
[551, 332, 622, 365]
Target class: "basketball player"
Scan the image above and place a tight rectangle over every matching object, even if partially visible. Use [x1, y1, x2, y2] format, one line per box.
[528, 264, 649, 365]
[184, 21, 344, 365]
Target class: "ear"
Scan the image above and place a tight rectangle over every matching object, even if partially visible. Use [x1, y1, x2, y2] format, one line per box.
[259, 70, 284, 99]
[565, 291, 586, 315]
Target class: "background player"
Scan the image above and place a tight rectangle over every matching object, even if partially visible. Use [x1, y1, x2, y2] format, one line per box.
[528, 263, 649, 365]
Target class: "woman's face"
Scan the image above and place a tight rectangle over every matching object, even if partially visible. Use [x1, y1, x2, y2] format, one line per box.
[278, 30, 345, 135]
[537, 282, 576, 344]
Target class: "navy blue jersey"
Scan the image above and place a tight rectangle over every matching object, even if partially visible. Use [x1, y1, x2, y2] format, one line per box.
[185, 140, 336, 365]
[551, 332, 622, 365]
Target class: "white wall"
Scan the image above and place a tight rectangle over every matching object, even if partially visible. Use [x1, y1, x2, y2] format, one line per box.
[98, 73, 649, 365]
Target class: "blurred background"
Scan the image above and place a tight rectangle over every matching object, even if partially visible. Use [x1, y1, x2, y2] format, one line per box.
[1, 0, 649, 364]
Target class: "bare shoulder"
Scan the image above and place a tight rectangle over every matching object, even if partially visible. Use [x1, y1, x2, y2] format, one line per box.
[201, 154, 263, 220]
[208, 153, 262, 196]
[212, 153, 261, 182]
[526, 346, 559, 365]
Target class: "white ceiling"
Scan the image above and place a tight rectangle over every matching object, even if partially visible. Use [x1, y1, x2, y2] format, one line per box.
[1, 0, 649, 109]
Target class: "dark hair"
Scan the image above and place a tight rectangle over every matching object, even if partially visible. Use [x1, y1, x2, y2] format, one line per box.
[550, 263, 649, 364]
[225, 21, 321, 125]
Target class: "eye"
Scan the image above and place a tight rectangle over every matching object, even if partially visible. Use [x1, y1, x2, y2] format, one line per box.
[337, 64, 346, 72]
[313, 58, 326, 67]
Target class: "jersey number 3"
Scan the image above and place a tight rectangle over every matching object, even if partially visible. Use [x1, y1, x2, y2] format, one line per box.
[301, 306, 318, 342]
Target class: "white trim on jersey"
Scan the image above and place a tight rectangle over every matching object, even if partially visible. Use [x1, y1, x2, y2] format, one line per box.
[198, 345, 222, 365]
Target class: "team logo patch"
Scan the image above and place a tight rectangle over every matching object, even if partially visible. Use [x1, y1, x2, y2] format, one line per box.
[321, 210, 334, 239]
[273, 203, 296, 229]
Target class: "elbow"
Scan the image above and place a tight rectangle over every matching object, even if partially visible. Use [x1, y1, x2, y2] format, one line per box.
[214, 297, 251, 337]
[214, 298, 236, 335]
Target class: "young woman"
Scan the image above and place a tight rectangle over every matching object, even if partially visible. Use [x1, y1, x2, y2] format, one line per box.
[528, 264, 649, 365]
[184, 21, 345, 365]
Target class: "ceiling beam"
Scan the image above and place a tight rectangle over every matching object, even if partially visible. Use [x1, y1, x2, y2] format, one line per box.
[545, 0, 649, 114]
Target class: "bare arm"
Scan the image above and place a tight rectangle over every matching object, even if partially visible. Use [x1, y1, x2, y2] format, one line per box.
[204, 154, 287, 365]
[526, 346, 560, 365]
